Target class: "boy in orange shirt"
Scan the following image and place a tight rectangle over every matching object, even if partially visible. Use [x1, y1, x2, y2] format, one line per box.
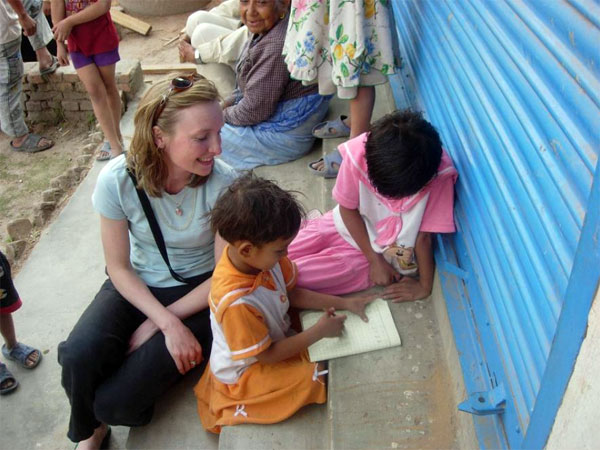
[195, 174, 373, 432]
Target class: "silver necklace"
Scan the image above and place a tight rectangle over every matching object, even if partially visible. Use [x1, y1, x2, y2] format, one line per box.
[166, 188, 190, 216]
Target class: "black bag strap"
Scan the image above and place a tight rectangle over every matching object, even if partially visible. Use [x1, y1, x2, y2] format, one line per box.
[127, 168, 195, 285]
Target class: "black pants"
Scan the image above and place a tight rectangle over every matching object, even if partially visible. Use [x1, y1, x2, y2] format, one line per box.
[58, 274, 212, 443]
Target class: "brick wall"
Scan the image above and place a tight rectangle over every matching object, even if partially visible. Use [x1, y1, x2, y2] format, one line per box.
[21, 59, 144, 125]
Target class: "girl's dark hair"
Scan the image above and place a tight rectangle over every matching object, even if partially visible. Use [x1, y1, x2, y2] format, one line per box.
[365, 110, 443, 198]
[211, 173, 305, 246]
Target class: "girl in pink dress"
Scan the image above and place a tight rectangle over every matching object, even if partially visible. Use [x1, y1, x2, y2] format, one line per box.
[288, 110, 458, 302]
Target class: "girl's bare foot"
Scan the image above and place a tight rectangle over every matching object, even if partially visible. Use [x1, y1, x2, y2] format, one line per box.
[77, 423, 109, 450]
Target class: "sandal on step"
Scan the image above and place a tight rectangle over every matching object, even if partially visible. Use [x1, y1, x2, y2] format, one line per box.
[10, 133, 54, 153]
[96, 141, 111, 161]
[0, 363, 18, 395]
[308, 149, 343, 178]
[311, 115, 350, 139]
[40, 55, 59, 76]
[1, 342, 42, 369]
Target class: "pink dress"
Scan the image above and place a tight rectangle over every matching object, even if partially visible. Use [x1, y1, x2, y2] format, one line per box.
[288, 133, 458, 295]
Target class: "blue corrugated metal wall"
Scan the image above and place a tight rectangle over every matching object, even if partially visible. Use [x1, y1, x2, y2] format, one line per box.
[389, 0, 600, 448]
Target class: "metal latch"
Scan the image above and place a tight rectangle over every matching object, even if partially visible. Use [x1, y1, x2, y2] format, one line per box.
[458, 384, 506, 415]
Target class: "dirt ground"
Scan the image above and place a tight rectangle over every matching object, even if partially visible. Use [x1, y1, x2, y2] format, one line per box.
[0, 10, 201, 272]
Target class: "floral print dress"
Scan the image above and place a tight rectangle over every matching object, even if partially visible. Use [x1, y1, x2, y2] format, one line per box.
[282, 0, 399, 99]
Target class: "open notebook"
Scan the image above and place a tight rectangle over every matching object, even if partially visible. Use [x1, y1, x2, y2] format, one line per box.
[300, 298, 402, 362]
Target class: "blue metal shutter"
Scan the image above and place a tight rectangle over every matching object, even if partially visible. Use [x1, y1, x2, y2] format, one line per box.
[389, 0, 600, 448]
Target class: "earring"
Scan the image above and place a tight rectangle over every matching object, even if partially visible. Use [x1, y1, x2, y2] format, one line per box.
[280, 13, 285, 19]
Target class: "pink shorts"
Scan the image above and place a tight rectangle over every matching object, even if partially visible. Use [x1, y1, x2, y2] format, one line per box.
[288, 211, 372, 295]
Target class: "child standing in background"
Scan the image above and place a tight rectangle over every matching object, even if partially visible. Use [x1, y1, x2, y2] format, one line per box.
[51, 0, 122, 160]
[195, 174, 373, 433]
[288, 110, 458, 302]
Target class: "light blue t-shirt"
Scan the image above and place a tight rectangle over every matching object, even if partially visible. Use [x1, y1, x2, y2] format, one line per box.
[92, 155, 238, 288]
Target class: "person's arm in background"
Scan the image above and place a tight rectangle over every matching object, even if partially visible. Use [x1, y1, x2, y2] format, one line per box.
[6, 0, 37, 36]
[382, 231, 434, 302]
[51, 0, 110, 42]
[50, 0, 68, 65]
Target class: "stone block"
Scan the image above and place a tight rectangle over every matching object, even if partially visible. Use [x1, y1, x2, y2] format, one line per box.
[28, 72, 46, 84]
[42, 188, 63, 202]
[25, 100, 43, 112]
[76, 155, 93, 166]
[56, 82, 76, 92]
[89, 131, 103, 144]
[26, 110, 59, 123]
[81, 143, 97, 155]
[29, 90, 61, 101]
[2, 245, 15, 265]
[63, 111, 87, 122]
[62, 69, 80, 83]
[62, 90, 89, 100]
[62, 100, 79, 111]
[75, 83, 88, 93]
[6, 218, 32, 241]
[22, 82, 33, 92]
[79, 100, 94, 111]
[6, 240, 27, 260]
[39, 201, 57, 212]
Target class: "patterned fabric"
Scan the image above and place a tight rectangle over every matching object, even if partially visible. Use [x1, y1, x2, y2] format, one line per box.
[223, 15, 318, 127]
[282, 0, 399, 98]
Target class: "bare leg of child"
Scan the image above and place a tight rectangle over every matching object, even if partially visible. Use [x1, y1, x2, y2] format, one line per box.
[311, 86, 376, 173]
[98, 63, 123, 150]
[76, 63, 123, 160]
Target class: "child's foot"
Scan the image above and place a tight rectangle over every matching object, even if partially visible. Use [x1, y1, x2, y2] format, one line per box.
[77, 424, 111, 450]
[1, 342, 42, 369]
[0, 362, 18, 395]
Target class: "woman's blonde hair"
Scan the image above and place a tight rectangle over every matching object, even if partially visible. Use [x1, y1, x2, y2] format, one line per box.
[126, 73, 221, 197]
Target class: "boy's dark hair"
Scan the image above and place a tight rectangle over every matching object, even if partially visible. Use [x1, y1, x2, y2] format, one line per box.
[211, 173, 305, 246]
[365, 110, 443, 198]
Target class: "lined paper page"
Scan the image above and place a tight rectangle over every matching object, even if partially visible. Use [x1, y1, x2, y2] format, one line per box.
[300, 299, 401, 362]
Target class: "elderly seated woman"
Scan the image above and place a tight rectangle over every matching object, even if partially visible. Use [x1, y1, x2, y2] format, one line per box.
[219, 0, 330, 170]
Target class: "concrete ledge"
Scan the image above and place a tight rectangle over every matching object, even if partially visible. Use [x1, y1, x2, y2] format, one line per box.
[431, 274, 479, 449]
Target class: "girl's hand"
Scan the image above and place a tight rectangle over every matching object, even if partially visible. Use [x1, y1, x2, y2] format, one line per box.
[368, 253, 400, 286]
[127, 319, 159, 354]
[162, 318, 203, 374]
[315, 308, 346, 338]
[52, 18, 73, 42]
[56, 43, 69, 66]
[382, 277, 431, 302]
[343, 295, 376, 322]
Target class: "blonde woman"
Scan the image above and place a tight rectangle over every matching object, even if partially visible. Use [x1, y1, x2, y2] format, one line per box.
[57, 74, 237, 450]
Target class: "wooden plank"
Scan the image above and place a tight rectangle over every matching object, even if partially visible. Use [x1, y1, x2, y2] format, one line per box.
[141, 64, 198, 75]
[110, 8, 152, 35]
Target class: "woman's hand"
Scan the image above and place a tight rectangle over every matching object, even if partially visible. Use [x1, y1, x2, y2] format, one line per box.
[56, 42, 69, 66]
[162, 318, 203, 374]
[52, 18, 73, 42]
[127, 319, 159, 354]
[315, 308, 347, 338]
[343, 295, 376, 322]
[382, 277, 431, 302]
[368, 253, 400, 286]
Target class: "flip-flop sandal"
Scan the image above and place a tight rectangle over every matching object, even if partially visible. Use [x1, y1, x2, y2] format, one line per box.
[40, 55, 59, 76]
[312, 115, 350, 139]
[308, 149, 343, 178]
[0, 363, 18, 395]
[10, 133, 54, 153]
[96, 141, 111, 161]
[2, 342, 42, 369]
